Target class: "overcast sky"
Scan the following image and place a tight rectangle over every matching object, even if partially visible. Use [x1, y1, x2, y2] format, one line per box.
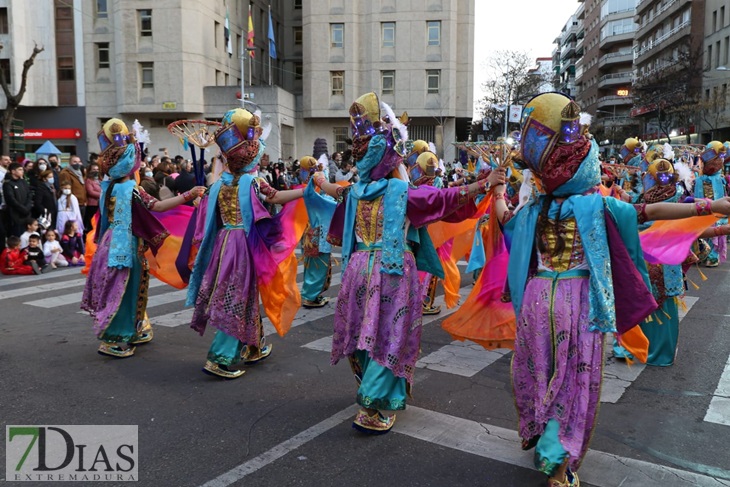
[473, 0, 581, 109]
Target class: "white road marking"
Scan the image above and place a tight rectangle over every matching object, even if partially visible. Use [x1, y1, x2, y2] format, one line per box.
[0, 267, 79, 287]
[395, 406, 728, 487]
[197, 404, 359, 487]
[705, 354, 730, 426]
[416, 342, 510, 377]
[601, 295, 699, 404]
[24, 279, 167, 308]
[0, 278, 87, 300]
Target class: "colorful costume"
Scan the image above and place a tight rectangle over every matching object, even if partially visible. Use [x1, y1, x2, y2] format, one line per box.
[616, 138, 644, 203]
[187, 108, 304, 379]
[81, 119, 169, 358]
[327, 93, 484, 433]
[299, 155, 336, 308]
[638, 159, 684, 366]
[694, 141, 728, 266]
[506, 93, 658, 482]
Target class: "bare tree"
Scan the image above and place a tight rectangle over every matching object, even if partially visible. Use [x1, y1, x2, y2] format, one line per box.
[695, 86, 730, 140]
[477, 50, 547, 141]
[632, 47, 701, 143]
[0, 43, 45, 155]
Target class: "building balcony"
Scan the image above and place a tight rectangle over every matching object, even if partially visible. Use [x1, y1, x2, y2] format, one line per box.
[636, 0, 690, 38]
[634, 20, 691, 65]
[598, 51, 634, 69]
[597, 71, 634, 88]
[576, 35, 585, 52]
[575, 65, 585, 81]
[600, 116, 637, 127]
[561, 42, 577, 60]
[577, 1, 585, 20]
[597, 95, 634, 108]
[600, 30, 636, 48]
[636, 0, 658, 16]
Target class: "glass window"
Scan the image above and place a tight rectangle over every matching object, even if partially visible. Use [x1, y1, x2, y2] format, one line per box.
[427, 69, 440, 94]
[600, 0, 637, 19]
[331, 70, 344, 95]
[138, 9, 152, 37]
[682, 9, 690, 23]
[58, 56, 74, 81]
[295, 62, 303, 80]
[0, 8, 7, 34]
[294, 27, 303, 45]
[381, 70, 395, 94]
[599, 18, 636, 40]
[714, 11, 718, 33]
[330, 23, 344, 48]
[427, 21, 441, 46]
[140, 62, 154, 88]
[294, 0, 302, 9]
[96, 0, 108, 19]
[382, 22, 395, 48]
[333, 127, 348, 153]
[96, 43, 110, 69]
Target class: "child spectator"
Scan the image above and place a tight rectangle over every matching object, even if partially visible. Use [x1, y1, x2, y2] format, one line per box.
[1, 236, 36, 275]
[43, 229, 68, 268]
[57, 182, 84, 235]
[24, 233, 48, 274]
[19, 217, 40, 249]
[60, 220, 85, 266]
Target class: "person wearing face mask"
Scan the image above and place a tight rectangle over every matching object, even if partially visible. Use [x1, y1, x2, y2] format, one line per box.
[33, 170, 58, 231]
[84, 162, 102, 234]
[28, 158, 48, 191]
[59, 155, 88, 219]
[138, 164, 159, 200]
[56, 182, 84, 235]
[47, 154, 61, 193]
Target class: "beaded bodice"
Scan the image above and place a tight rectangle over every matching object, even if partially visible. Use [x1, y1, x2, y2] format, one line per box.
[219, 185, 242, 226]
[537, 217, 585, 273]
[355, 197, 385, 246]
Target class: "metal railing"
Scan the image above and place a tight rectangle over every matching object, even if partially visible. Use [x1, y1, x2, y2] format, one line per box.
[599, 72, 634, 82]
[638, 0, 679, 29]
[634, 19, 690, 58]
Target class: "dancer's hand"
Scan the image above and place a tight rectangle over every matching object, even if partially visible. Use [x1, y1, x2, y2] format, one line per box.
[711, 197, 730, 216]
[191, 186, 206, 198]
[488, 167, 506, 188]
[312, 172, 326, 187]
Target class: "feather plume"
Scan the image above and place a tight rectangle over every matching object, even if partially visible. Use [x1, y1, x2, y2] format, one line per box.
[674, 161, 694, 192]
[132, 119, 150, 145]
[261, 122, 272, 142]
[514, 169, 534, 214]
[428, 142, 437, 153]
[317, 153, 330, 178]
[380, 101, 408, 143]
[579, 112, 593, 126]
[253, 108, 262, 120]
[663, 143, 674, 160]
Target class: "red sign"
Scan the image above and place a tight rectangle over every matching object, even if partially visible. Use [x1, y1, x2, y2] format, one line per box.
[630, 104, 657, 117]
[0, 128, 83, 140]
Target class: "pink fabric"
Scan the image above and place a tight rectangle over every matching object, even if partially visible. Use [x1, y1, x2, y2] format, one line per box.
[406, 186, 477, 228]
[512, 276, 603, 471]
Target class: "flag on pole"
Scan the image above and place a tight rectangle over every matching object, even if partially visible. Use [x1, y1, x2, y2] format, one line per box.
[267, 7, 277, 59]
[247, 5, 255, 58]
[224, 8, 232, 57]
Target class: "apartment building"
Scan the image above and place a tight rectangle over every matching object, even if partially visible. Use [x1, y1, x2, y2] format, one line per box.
[299, 0, 475, 161]
[552, 13, 581, 98]
[0, 0, 87, 158]
[632, 0, 704, 141]
[574, 0, 638, 153]
[699, 0, 730, 142]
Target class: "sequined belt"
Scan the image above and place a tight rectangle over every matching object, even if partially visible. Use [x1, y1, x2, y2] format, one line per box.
[223, 224, 246, 230]
[356, 242, 412, 253]
[536, 268, 589, 280]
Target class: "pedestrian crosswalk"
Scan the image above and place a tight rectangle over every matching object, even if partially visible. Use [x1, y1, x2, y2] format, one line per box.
[0, 264, 707, 409]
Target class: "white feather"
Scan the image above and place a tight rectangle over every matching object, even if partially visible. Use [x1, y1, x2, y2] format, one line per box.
[579, 112, 592, 126]
[380, 101, 409, 143]
[132, 119, 150, 145]
[253, 108, 262, 120]
[438, 159, 445, 173]
[514, 169, 533, 214]
[663, 143, 674, 160]
[317, 153, 330, 178]
[428, 142, 437, 153]
[674, 161, 694, 192]
[261, 122, 272, 142]
[397, 163, 410, 183]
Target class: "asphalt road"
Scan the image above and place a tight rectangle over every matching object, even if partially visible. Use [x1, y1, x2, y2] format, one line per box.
[1, 258, 729, 487]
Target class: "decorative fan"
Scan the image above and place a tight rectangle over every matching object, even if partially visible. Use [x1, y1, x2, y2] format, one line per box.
[167, 120, 222, 185]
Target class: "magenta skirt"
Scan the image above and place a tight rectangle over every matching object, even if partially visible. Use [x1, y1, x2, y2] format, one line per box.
[511, 274, 603, 470]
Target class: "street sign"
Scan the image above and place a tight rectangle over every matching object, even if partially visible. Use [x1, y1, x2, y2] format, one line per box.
[162, 102, 177, 110]
[0, 128, 82, 139]
[508, 105, 523, 123]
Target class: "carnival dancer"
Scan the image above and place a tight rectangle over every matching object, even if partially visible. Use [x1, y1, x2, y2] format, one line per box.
[187, 108, 306, 379]
[694, 141, 728, 267]
[489, 92, 730, 487]
[299, 154, 337, 308]
[313, 92, 505, 434]
[81, 119, 205, 358]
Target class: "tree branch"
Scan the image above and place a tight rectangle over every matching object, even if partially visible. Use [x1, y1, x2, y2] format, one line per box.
[12, 43, 45, 106]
